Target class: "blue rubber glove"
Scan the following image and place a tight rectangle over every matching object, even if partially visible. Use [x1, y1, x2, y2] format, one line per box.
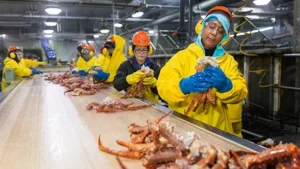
[78, 70, 87, 76]
[204, 66, 233, 93]
[31, 69, 41, 75]
[37, 70, 44, 74]
[93, 70, 110, 80]
[179, 72, 212, 94]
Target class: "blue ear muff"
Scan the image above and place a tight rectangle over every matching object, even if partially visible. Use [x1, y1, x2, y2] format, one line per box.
[9, 52, 16, 59]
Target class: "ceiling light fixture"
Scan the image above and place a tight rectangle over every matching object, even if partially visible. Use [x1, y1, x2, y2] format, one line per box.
[43, 29, 54, 34]
[45, 7, 62, 15]
[114, 23, 123, 28]
[45, 21, 57, 26]
[148, 30, 154, 34]
[132, 11, 144, 18]
[271, 17, 276, 22]
[100, 24, 110, 34]
[0, 34, 6, 38]
[253, 0, 271, 6]
[93, 34, 100, 38]
[44, 34, 53, 38]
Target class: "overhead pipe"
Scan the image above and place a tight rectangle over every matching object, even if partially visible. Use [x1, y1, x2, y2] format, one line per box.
[0, 0, 140, 8]
[120, 0, 239, 36]
[188, 0, 193, 42]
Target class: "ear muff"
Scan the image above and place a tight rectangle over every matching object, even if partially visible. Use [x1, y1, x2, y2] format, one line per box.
[195, 20, 203, 35]
[195, 19, 231, 46]
[102, 48, 109, 56]
[148, 46, 153, 55]
[9, 52, 16, 59]
[128, 46, 153, 56]
[89, 51, 94, 57]
[128, 46, 134, 56]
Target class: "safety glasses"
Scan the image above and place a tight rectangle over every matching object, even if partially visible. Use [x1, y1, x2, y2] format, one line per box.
[205, 22, 226, 36]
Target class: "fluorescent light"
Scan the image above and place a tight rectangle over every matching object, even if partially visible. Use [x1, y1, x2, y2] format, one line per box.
[44, 21, 57, 26]
[44, 34, 53, 38]
[132, 11, 144, 18]
[0, 34, 6, 38]
[230, 26, 273, 37]
[253, 0, 271, 6]
[114, 23, 123, 27]
[93, 34, 100, 38]
[148, 30, 154, 34]
[100, 29, 109, 34]
[43, 29, 54, 34]
[246, 15, 260, 19]
[45, 7, 62, 15]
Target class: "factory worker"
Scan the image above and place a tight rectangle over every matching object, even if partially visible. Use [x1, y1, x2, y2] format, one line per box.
[93, 35, 127, 82]
[2, 46, 43, 91]
[156, 6, 248, 135]
[72, 44, 97, 76]
[114, 31, 161, 103]
[195, 19, 245, 138]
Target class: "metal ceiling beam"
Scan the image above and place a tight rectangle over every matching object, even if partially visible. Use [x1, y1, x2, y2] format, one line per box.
[0, 0, 140, 8]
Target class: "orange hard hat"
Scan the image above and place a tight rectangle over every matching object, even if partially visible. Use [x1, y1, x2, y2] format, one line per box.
[132, 31, 150, 46]
[8, 46, 22, 54]
[206, 6, 233, 24]
[85, 44, 95, 52]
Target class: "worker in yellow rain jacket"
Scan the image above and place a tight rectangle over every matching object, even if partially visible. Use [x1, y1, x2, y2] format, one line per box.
[72, 44, 97, 76]
[2, 46, 43, 91]
[157, 6, 248, 134]
[93, 35, 127, 82]
[114, 31, 161, 103]
[20, 58, 47, 68]
[195, 19, 245, 138]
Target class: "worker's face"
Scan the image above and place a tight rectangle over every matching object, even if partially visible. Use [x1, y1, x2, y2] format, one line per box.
[82, 49, 91, 61]
[201, 21, 225, 49]
[15, 50, 23, 61]
[107, 47, 114, 56]
[134, 46, 148, 63]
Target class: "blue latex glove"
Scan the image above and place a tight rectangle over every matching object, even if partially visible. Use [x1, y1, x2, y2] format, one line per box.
[72, 70, 77, 74]
[179, 72, 212, 94]
[37, 70, 44, 74]
[78, 70, 87, 76]
[32, 69, 41, 75]
[204, 66, 232, 93]
[93, 70, 110, 80]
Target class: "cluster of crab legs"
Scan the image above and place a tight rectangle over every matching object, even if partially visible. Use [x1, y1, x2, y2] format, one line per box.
[86, 97, 154, 113]
[122, 65, 154, 99]
[98, 112, 300, 169]
[184, 57, 219, 115]
[44, 71, 109, 96]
